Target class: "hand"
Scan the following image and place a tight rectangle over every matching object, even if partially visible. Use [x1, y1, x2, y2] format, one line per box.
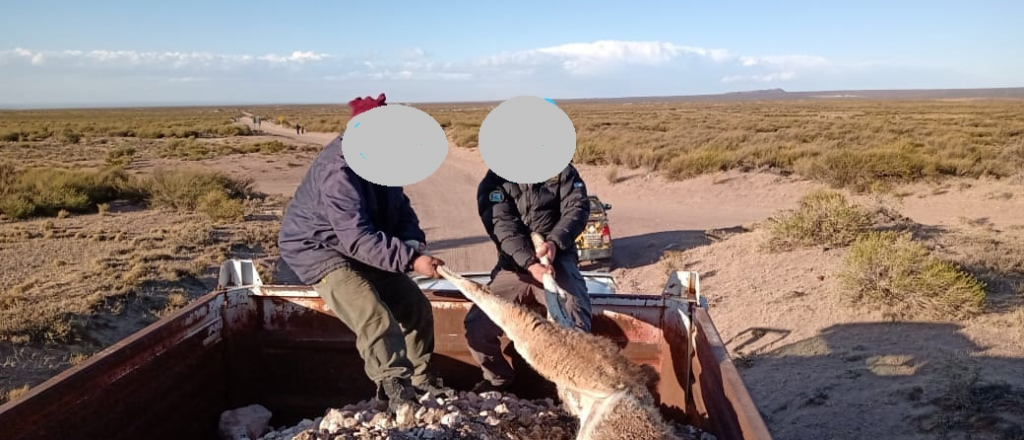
[536, 240, 557, 263]
[413, 255, 445, 279]
[527, 263, 553, 285]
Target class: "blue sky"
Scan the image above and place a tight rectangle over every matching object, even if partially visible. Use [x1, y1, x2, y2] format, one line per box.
[1, 0, 1021, 107]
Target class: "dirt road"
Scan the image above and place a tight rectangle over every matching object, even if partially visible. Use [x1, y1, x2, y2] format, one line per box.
[236, 115, 822, 283]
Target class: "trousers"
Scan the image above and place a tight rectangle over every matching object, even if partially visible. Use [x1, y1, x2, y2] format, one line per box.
[313, 266, 435, 386]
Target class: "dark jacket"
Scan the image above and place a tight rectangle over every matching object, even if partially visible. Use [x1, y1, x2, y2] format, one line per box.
[278, 136, 426, 285]
[476, 164, 590, 273]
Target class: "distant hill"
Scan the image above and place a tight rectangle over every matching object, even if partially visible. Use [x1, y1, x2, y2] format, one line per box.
[554, 87, 1024, 104]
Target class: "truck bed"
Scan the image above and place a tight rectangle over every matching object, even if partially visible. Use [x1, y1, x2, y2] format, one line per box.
[0, 263, 772, 440]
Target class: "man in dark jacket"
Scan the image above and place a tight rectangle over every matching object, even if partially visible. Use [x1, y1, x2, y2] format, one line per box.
[466, 163, 593, 392]
[277, 93, 448, 411]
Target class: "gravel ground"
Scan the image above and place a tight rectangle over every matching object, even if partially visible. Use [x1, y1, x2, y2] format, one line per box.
[257, 390, 715, 440]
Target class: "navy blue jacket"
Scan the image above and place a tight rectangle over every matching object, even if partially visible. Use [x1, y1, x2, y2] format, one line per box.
[278, 136, 426, 285]
[477, 165, 590, 273]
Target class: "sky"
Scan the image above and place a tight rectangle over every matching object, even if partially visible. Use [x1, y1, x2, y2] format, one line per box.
[1, 0, 1021, 107]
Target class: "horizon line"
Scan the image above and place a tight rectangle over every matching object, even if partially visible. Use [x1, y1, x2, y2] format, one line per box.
[2, 85, 1023, 111]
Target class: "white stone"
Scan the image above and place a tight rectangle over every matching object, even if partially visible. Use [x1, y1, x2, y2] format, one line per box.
[218, 404, 272, 440]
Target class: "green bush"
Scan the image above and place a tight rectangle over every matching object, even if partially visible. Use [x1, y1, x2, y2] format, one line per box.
[59, 129, 81, 145]
[0, 195, 36, 220]
[198, 190, 245, 222]
[666, 148, 738, 180]
[0, 166, 132, 219]
[764, 190, 875, 251]
[795, 146, 938, 192]
[1, 132, 21, 142]
[145, 168, 255, 211]
[840, 231, 986, 320]
[105, 146, 136, 167]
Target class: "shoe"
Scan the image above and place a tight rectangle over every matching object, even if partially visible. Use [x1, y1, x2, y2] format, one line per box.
[471, 378, 514, 394]
[413, 373, 455, 399]
[379, 377, 419, 412]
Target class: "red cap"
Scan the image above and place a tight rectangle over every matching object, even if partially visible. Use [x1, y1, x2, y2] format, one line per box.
[349, 93, 387, 117]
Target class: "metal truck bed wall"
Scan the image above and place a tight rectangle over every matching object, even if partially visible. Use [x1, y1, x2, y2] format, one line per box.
[0, 281, 772, 440]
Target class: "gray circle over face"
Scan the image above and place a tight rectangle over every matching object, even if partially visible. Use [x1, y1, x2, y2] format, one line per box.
[478, 96, 577, 184]
[342, 104, 448, 187]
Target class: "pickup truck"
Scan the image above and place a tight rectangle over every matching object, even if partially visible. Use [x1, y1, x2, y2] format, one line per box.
[575, 195, 613, 269]
[0, 259, 773, 440]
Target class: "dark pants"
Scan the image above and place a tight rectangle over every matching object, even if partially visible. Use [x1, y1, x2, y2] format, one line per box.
[313, 266, 435, 386]
[464, 253, 593, 386]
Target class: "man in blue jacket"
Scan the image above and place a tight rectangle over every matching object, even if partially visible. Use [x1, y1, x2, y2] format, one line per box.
[277, 93, 447, 411]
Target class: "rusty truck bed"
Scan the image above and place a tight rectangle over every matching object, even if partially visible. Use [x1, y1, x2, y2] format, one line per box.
[0, 266, 772, 440]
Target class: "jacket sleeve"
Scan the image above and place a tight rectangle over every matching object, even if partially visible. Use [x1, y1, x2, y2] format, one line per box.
[395, 191, 427, 244]
[320, 166, 417, 273]
[477, 176, 539, 270]
[546, 166, 591, 250]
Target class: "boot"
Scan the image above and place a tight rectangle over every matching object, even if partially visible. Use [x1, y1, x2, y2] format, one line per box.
[413, 371, 455, 399]
[380, 377, 418, 412]
[471, 377, 514, 394]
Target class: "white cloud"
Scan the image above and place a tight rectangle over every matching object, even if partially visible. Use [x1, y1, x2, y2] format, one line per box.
[169, 77, 210, 83]
[402, 47, 427, 60]
[479, 40, 733, 75]
[258, 51, 330, 63]
[1, 41, 863, 104]
[739, 55, 828, 69]
[721, 71, 797, 83]
[0, 48, 332, 71]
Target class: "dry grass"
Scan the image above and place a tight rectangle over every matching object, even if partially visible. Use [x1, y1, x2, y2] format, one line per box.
[0, 164, 257, 221]
[927, 229, 1024, 313]
[0, 165, 142, 220]
[157, 138, 299, 160]
[762, 190, 875, 252]
[840, 231, 986, 320]
[3, 384, 30, 403]
[145, 168, 256, 212]
[0, 107, 248, 141]
[913, 355, 1024, 439]
[0, 209, 282, 345]
[247, 99, 1024, 191]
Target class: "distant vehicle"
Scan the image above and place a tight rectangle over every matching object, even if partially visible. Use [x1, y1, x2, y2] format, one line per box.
[575, 195, 613, 270]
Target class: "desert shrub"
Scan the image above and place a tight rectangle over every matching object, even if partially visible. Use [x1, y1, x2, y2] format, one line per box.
[144, 168, 255, 211]
[763, 190, 875, 252]
[105, 146, 136, 167]
[248, 141, 290, 154]
[159, 137, 211, 160]
[0, 166, 132, 219]
[795, 146, 938, 192]
[0, 196, 36, 220]
[665, 148, 738, 180]
[451, 128, 479, 149]
[840, 231, 986, 320]
[573, 139, 606, 165]
[217, 125, 253, 137]
[198, 189, 245, 222]
[58, 129, 81, 145]
[1, 131, 22, 142]
[0, 162, 16, 192]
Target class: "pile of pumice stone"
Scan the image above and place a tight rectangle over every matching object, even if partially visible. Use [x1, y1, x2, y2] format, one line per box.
[252, 390, 717, 440]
